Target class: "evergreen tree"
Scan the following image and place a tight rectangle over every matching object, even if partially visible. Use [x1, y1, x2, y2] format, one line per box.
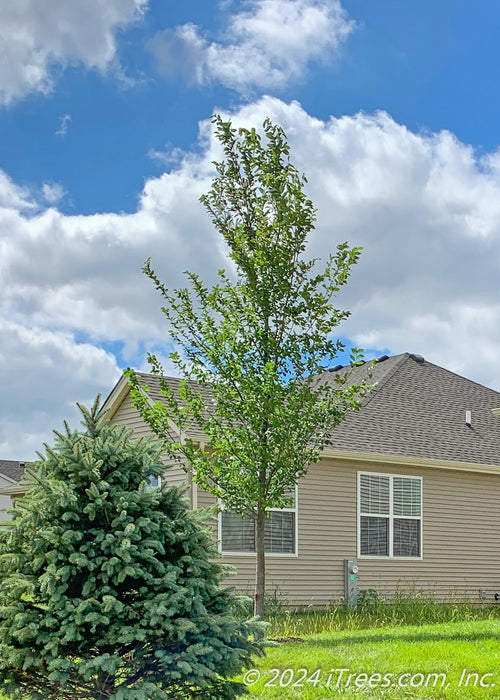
[0, 398, 263, 700]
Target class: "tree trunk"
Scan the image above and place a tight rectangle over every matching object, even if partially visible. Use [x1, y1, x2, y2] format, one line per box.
[254, 505, 266, 621]
[94, 674, 115, 699]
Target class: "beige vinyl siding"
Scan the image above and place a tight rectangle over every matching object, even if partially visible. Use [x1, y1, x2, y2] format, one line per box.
[196, 485, 217, 509]
[203, 458, 500, 607]
[0, 475, 13, 521]
[110, 390, 188, 489]
[194, 486, 218, 537]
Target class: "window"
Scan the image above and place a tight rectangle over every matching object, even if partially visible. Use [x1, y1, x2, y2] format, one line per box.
[148, 475, 161, 488]
[219, 488, 297, 555]
[358, 472, 422, 558]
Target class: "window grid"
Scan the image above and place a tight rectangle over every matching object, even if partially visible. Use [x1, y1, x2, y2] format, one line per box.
[358, 472, 422, 559]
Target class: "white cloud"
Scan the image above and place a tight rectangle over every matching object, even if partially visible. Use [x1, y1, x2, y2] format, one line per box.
[42, 182, 65, 205]
[0, 0, 148, 105]
[5, 97, 500, 456]
[148, 0, 354, 93]
[0, 321, 120, 459]
[56, 114, 71, 137]
[0, 171, 34, 210]
[147, 145, 187, 168]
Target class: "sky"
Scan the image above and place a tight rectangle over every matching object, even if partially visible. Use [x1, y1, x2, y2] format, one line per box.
[2, 0, 500, 459]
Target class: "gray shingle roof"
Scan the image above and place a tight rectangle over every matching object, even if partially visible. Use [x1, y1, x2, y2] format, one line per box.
[135, 373, 212, 440]
[134, 353, 500, 466]
[0, 460, 28, 484]
[323, 353, 500, 465]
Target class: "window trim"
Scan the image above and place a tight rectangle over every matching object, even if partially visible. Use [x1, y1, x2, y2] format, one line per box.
[148, 474, 162, 489]
[217, 486, 299, 558]
[357, 471, 423, 560]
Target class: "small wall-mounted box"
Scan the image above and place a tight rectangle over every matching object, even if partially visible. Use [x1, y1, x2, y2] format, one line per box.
[344, 558, 359, 607]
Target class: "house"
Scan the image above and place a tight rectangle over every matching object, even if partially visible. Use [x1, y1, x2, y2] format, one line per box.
[0, 461, 28, 520]
[103, 352, 500, 606]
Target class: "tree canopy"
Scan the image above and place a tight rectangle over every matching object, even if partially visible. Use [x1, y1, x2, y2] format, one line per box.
[128, 116, 370, 618]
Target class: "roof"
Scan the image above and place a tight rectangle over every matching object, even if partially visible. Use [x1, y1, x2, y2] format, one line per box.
[123, 353, 500, 468]
[134, 373, 212, 441]
[0, 460, 28, 484]
[323, 353, 500, 466]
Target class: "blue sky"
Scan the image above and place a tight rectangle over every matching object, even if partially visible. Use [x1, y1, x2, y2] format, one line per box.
[2, 0, 500, 458]
[6, 0, 500, 215]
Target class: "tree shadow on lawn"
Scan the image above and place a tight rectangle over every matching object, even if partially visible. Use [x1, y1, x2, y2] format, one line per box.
[303, 630, 500, 648]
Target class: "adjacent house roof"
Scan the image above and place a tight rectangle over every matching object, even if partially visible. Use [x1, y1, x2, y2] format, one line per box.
[0, 460, 28, 484]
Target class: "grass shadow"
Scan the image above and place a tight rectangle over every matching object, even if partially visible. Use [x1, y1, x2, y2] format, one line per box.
[304, 629, 500, 648]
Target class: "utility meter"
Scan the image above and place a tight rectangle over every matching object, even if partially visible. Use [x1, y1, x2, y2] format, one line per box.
[344, 558, 358, 607]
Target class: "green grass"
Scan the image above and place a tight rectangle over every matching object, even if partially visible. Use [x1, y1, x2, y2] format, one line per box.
[265, 597, 500, 638]
[243, 619, 500, 698]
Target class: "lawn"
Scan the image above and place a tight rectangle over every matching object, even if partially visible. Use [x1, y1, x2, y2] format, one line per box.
[244, 619, 500, 699]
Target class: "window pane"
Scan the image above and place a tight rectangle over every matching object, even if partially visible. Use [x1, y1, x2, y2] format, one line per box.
[360, 475, 390, 515]
[221, 512, 255, 552]
[393, 477, 421, 516]
[360, 516, 389, 556]
[393, 518, 421, 557]
[264, 511, 295, 554]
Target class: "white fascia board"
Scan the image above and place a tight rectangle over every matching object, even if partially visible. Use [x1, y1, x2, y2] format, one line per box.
[0, 471, 20, 485]
[101, 374, 131, 422]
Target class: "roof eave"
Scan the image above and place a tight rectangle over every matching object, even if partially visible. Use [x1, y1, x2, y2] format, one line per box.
[321, 447, 500, 475]
[101, 374, 131, 422]
[0, 485, 28, 496]
[0, 471, 20, 485]
[7, 445, 500, 501]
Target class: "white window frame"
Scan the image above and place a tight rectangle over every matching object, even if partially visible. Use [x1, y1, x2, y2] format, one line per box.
[218, 486, 299, 558]
[357, 471, 423, 560]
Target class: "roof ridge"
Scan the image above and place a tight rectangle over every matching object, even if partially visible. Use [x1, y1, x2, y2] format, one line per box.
[136, 371, 174, 380]
[355, 352, 412, 409]
[136, 353, 500, 403]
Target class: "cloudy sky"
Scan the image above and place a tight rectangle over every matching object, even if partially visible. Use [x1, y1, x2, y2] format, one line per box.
[2, 0, 500, 459]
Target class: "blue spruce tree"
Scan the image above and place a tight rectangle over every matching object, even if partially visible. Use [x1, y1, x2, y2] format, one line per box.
[0, 398, 263, 699]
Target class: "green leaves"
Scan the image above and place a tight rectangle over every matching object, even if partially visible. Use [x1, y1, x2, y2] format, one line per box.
[132, 116, 371, 512]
